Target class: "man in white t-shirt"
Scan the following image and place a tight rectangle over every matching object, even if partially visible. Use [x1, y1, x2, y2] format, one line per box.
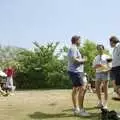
[109, 36, 120, 97]
[68, 35, 90, 116]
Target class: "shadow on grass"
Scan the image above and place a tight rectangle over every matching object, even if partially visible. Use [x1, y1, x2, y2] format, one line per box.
[29, 112, 72, 119]
[112, 97, 120, 101]
[28, 111, 100, 120]
[62, 107, 98, 112]
[48, 102, 57, 106]
[86, 107, 100, 110]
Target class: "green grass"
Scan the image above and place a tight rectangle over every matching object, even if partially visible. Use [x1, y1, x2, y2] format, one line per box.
[0, 89, 119, 120]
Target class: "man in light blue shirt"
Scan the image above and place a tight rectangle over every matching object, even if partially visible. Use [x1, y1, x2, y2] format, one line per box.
[109, 36, 120, 96]
[68, 44, 84, 73]
[68, 35, 90, 116]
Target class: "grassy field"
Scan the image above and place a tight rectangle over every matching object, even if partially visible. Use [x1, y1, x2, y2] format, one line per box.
[0, 89, 119, 120]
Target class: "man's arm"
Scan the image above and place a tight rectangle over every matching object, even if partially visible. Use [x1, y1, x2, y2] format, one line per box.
[73, 57, 86, 64]
[68, 47, 87, 65]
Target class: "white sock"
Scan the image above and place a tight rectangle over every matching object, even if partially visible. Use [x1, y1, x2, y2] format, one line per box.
[104, 100, 108, 106]
[76, 107, 80, 111]
[98, 100, 102, 104]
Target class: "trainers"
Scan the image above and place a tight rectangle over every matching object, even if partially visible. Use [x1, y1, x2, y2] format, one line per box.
[72, 108, 80, 115]
[79, 108, 90, 117]
[103, 100, 108, 109]
[103, 105, 108, 109]
[97, 102, 103, 108]
[9, 93, 15, 96]
[0, 90, 8, 96]
[117, 112, 120, 118]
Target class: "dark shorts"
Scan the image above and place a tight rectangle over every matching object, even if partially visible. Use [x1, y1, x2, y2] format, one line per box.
[111, 66, 120, 85]
[68, 71, 84, 87]
[110, 70, 115, 81]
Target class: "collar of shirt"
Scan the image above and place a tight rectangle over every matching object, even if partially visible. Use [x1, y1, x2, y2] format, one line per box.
[113, 42, 120, 53]
[71, 44, 79, 49]
[72, 44, 77, 47]
[115, 42, 120, 48]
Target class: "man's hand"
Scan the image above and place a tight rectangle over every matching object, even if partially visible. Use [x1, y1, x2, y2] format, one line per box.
[74, 57, 87, 65]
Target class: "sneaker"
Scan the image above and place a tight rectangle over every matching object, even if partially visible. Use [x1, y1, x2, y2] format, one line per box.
[1, 91, 9, 97]
[97, 102, 103, 108]
[103, 105, 108, 109]
[0, 90, 8, 96]
[103, 100, 108, 109]
[9, 93, 15, 96]
[117, 112, 120, 118]
[76, 107, 80, 112]
[79, 108, 90, 117]
[72, 108, 80, 115]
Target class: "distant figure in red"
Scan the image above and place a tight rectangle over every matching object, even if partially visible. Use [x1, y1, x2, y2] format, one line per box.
[4, 66, 16, 94]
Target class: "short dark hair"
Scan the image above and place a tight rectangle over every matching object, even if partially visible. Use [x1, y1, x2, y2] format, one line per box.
[109, 36, 119, 44]
[97, 44, 104, 50]
[71, 35, 80, 44]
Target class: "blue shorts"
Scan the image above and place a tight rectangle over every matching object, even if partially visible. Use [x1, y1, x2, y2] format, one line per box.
[96, 72, 109, 81]
[111, 66, 120, 85]
[110, 70, 115, 81]
[68, 71, 84, 87]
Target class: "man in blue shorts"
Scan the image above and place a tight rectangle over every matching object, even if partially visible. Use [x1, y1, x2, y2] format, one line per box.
[67, 35, 90, 116]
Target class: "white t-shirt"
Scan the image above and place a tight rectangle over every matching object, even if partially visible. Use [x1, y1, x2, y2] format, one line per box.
[68, 45, 84, 72]
[112, 42, 120, 67]
[93, 54, 111, 73]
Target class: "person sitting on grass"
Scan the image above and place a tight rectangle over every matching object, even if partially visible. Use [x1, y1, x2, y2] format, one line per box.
[0, 70, 8, 96]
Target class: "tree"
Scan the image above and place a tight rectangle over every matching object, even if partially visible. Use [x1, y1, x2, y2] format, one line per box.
[0, 45, 25, 69]
[80, 40, 97, 80]
[14, 42, 70, 89]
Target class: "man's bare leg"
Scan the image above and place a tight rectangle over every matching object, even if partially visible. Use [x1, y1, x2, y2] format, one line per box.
[95, 80, 102, 107]
[78, 86, 86, 109]
[72, 87, 77, 109]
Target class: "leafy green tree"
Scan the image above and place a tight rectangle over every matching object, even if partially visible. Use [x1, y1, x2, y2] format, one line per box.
[0, 45, 25, 69]
[14, 42, 70, 89]
[80, 40, 97, 80]
[0, 40, 110, 89]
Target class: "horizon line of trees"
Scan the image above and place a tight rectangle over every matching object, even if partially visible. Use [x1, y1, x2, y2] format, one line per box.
[0, 40, 111, 89]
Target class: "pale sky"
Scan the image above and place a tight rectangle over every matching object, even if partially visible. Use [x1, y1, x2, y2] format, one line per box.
[0, 0, 120, 49]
